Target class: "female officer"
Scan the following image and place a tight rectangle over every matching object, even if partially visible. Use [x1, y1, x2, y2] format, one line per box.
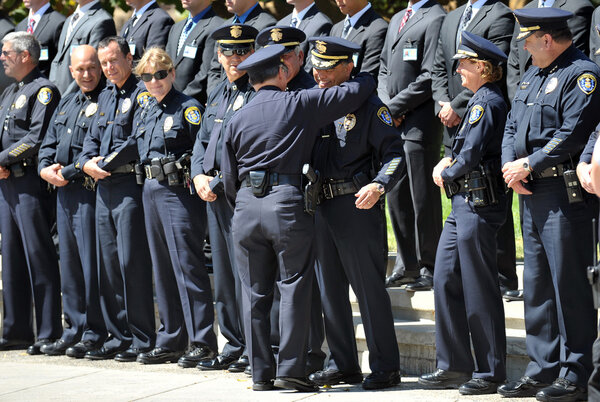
[418, 32, 508, 395]
[133, 48, 217, 365]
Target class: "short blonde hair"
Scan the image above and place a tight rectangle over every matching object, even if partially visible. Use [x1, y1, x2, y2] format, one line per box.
[135, 47, 174, 75]
[478, 59, 503, 83]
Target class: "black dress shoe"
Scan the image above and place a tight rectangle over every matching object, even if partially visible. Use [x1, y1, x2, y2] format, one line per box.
[66, 340, 98, 358]
[244, 365, 252, 376]
[308, 369, 363, 386]
[137, 347, 183, 364]
[115, 347, 150, 362]
[385, 273, 418, 288]
[0, 338, 30, 351]
[497, 376, 549, 397]
[253, 380, 275, 391]
[85, 345, 128, 360]
[274, 376, 319, 392]
[27, 339, 54, 355]
[196, 353, 238, 370]
[362, 371, 401, 390]
[503, 289, 524, 302]
[418, 369, 471, 389]
[41, 339, 73, 356]
[405, 275, 433, 291]
[228, 355, 249, 372]
[177, 345, 216, 368]
[535, 378, 587, 401]
[459, 378, 503, 395]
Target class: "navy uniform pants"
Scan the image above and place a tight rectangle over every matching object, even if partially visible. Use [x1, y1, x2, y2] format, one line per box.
[207, 191, 244, 357]
[522, 178, 597, 388]
[143, 179, 217, 351]
[433, 192, 507, 381]
[315, 195, 399, 373]
[95, 173, 155, 350]
[0, 168, 61, 341]
[232, 185, 314, 382]
[56, 181, 106, 345]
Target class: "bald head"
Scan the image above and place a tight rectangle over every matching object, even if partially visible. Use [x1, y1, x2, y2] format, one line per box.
[70, 45, 102, 93]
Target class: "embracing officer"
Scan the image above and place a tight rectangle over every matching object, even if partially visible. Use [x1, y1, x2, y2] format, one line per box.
[79, 36, 155, 362]
[190, 24, 257, 372]
[37, 45, 107, 358]
[221, 44, 376, 392]
[499, 9, 600, 400]
[0, 32, 61, 354]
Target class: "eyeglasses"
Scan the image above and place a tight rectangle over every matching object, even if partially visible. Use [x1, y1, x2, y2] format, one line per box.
[139, 69, 171, 82]
[220, 47, 252, 57]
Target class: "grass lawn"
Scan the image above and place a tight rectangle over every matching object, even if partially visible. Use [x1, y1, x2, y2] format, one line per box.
[386, 191, 524, 260]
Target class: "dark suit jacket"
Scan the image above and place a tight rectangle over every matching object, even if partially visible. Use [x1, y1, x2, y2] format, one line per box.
[49, 3, 116, 94]
[508, 0, 593, 100]
[166, 9, 224, 105]
[591, 6, 600, 65]
[431, 0, 513, 147]
[377, 0, 445, 142]
[120, 2, 173, 60]
[330, 7, 387, 80]
[207, 4, 277, 95]
[16, 6, 65, 77]
[0, 14, 14, 93]
[278, 4, 332, 73]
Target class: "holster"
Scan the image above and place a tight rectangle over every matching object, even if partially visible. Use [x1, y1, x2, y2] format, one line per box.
[249, 171, 268, 197]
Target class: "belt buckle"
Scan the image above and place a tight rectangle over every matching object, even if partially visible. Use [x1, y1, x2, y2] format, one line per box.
[323, 182, 333, 199]
[144, 165, 153, 179]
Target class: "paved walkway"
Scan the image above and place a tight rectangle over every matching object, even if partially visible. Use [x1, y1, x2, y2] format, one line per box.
[0, 350, 535, 401]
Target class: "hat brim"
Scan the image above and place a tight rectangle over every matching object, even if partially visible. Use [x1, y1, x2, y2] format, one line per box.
[311, 55, 344, 70]
[516, 30, 534, 41]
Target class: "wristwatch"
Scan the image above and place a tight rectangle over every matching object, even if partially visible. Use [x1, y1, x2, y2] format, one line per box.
[522, 161, 533, 173]
[375, 183, 385, 195]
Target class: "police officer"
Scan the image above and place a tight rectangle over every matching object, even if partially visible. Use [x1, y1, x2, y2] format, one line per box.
[305, 36, 402, 390]
[131, 48, 217, 365]
[0, 32, 61, 354]
[190, 24, 256, 372]
[79, 36, 155, 362]
[37, 45, 107, 358]
[221, 44, 375, 391]
[419, 32, 508, 395]
[499, 9, 600, 400]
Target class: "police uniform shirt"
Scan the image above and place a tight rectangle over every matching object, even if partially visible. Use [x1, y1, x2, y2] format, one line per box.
[286, 68, 315, 91]
[190, 74, 254, 178]
[79, 74, 146, 170]
[0, 68, 60, 167]
[502, 45, 600, 171]
[442, 83, 506, 181]
[137, 88, 203, 163]
[38, 83, 103, 179]
[314, 94, 404, 191]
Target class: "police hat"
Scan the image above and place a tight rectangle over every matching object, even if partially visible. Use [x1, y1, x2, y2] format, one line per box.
[453, 31, 507, 65]
[308, 36, 360, 70]
[237, 43, 286, 72]
[211, 24, 258, 48]
[256, 26, 306, 50]
[513, 8, 573, 41]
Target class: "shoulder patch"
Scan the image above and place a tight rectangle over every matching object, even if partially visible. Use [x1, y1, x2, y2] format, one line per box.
[577, 73, 597, 95]
[377, 106, 393, 126]
[137, 91, 152, 107]
[468, 105, 484, 124]
[37, 87, 52, 105]
[185, 106, 201, 125]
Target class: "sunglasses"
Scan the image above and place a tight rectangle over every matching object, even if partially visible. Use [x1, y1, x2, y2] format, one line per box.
[220, 47, 252, 57]
[140, 69, 171, 82]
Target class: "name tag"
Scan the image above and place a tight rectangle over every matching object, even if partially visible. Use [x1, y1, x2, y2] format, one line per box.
[403, 48, 417, 61]
[129, 43, 136, 55]
[40, 47, 49, 61]
[183, 45, 197, 59]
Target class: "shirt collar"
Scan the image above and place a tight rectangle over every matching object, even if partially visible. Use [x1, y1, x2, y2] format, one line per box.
[29, 2, 51, 21]
[467, 0, 487, 10]
[133, 0, 156, 19]
[79, 78, 105, 103]
[347, 2, 371, 27]
[538, 0, 555, 7]
[408, 0, 428, 13]
[75, 0, 99, 16]
[228, 73, 249, 91]
[236, 2, 259, 23]
[190, 4, 211, 22]
[292, 2, 315, 22]
[110, 73, 138, 96]
[19, 67, 41, 87]
[539, 45, 574, 76]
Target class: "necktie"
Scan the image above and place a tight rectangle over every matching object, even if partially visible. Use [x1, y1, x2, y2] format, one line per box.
[456, 4, 473, 49]
[342, 18, 351, 39]
[290, 16, 298, 28]
[99, 91, 119, 156]
[27, 18, 35, 34]
[123, 14, 138, 39]
[66, 12, 80, 44]
[233, 15, 239, 23]
[398, 6, 412, 34]
[203, 87, 233, 172]
[177, 18, 194, 54]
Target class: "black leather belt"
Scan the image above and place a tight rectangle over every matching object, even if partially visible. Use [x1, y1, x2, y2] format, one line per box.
[111, 163, 135, 174]
[322, 179, 358, 199]
[242, 173, 301, 187]
[531, 163, 571, 179]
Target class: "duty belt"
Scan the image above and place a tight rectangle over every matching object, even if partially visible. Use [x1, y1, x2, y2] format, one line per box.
[531, 163, 572, 179]
[111, 163, 135, 174]
[322, 179, 358, 199]
[143, 164, 162, 180]
[242, 173, 301, 187]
